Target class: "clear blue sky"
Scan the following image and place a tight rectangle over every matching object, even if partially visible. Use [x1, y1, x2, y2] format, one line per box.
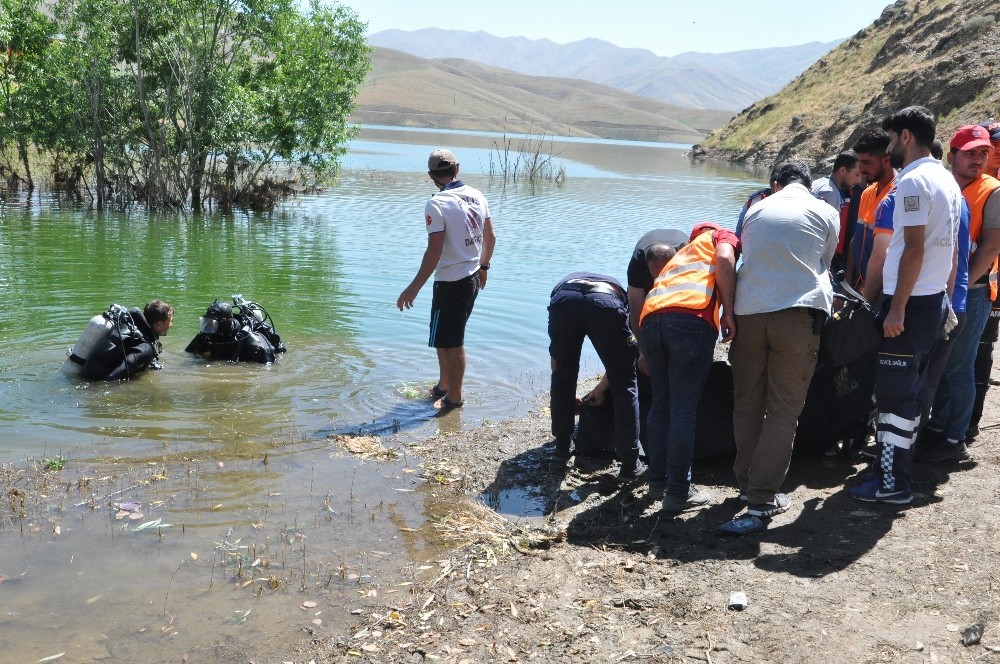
[341, 0, 892, 56]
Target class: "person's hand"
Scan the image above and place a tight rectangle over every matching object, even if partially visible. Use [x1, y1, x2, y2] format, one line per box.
[943, 303, 958, 338]
[397, 285, 420, 311]
[637, 353, 649, 375]
[478, 268, 488, 289]
[581, 387, 606, 407]
[720, 311, 737, 343]
[883, 306, 905, 338]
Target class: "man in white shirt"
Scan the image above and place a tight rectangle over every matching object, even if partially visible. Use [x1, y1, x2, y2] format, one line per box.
[397, 149, 497, 412]
[850, 106, 962, 505]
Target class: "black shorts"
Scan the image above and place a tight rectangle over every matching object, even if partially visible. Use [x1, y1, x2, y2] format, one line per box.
[429, 274, 479, 348]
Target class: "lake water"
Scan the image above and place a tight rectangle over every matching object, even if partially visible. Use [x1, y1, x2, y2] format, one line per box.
[0, 126, 763, 662]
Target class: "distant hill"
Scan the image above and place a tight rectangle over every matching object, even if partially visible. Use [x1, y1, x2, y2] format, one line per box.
[369, 28, 842, 111]
[351, 48, 735, 144]
[695, 0, 1000, 167]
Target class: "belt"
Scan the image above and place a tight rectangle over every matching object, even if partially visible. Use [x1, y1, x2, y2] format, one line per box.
[558, 280, 623, 298]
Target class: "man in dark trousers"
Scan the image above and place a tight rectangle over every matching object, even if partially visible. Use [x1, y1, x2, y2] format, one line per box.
[548, 273, 645, 482]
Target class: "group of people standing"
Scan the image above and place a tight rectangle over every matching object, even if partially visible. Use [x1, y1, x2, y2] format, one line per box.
[543, 105, 1000, 534]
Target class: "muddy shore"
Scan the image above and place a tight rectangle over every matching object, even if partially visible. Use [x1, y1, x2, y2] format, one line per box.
[306, 378, 1000, 663]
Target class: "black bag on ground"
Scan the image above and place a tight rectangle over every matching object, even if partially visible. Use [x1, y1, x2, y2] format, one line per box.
[573, 399, 617, 459]
[571, 361, 738, 461]
[793, 352, 876, 457]
[822, 282, 882, 367]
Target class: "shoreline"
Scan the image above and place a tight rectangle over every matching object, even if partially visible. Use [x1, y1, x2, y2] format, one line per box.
[310, 381, 1000, 663]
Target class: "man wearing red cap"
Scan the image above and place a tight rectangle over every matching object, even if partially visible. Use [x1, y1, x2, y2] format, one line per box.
[639, 222, 739, 512]
[919, 125, 1000, 462]
[969, 119, 1000, 440]
[397, 149, 496, 412]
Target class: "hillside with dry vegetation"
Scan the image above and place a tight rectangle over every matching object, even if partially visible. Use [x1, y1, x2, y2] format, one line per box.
[695, 0, 1000, 168]
[351, 48, 734, 143]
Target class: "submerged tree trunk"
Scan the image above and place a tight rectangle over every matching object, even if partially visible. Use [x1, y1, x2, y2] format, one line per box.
[17, 138, 33, 191]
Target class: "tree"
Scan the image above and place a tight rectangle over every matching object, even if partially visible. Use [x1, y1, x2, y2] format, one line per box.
[30, 0, 371, 210]
[0, 0, 60, 190]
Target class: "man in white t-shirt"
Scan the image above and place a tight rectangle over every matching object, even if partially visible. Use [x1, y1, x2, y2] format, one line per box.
[397, 149, 497, 412]
[850, 106, 962, 505]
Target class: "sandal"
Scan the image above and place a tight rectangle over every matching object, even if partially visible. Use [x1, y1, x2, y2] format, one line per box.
[434, 396, 464, 412]
[429, 384, 448, 400]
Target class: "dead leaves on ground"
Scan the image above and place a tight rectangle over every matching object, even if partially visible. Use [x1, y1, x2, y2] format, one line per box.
[329, 434, 399, 461]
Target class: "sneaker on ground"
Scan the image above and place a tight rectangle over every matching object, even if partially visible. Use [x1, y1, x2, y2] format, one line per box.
[746, 493, 790, 518]
[849, 476, 912, 504]
[661, 486, 712, 513]
[915, 439, 970, 463]
[616, 459, 648, 484]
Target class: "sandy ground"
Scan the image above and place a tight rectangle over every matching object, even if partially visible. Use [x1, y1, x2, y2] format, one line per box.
[304, 375, 1000, 664]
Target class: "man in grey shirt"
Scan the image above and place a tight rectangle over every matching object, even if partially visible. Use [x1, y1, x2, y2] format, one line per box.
[724, 160, 838, 533]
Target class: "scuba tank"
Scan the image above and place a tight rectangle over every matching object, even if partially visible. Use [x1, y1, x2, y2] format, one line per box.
[61, 304, 127, 376]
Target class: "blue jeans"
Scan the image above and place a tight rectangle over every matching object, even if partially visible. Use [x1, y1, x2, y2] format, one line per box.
[930, 286, 992, 440]
[548, 288, 640, 468]
[875, 293, 946, 492]
[640, 312, 716, 496]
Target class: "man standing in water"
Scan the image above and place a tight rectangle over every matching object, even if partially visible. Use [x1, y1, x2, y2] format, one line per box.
[397, 149, 496, 412]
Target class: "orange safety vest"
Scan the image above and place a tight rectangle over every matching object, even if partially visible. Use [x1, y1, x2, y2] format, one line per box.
[640, 230, 718, 327]
[964, 174, 1000, 300]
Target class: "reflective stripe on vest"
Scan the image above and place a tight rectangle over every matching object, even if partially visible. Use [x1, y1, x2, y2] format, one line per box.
[640, 231, 717, 327]
[964, 174, 1000, 300]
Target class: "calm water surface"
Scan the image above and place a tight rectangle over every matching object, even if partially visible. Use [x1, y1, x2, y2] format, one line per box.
[0, 126, 762, 661]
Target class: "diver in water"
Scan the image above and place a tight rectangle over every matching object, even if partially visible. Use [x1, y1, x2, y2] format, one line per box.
[185, 295, 285, 363]
[63, 299, 174, 381]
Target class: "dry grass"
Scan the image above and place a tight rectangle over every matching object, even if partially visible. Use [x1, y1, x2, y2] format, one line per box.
[428, 498, 513, 546]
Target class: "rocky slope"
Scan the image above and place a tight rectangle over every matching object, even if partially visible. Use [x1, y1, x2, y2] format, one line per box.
[695, 0, 1000, 168]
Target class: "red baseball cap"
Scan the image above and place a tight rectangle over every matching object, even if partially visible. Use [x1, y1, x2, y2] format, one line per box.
[950, 125, 993, 151]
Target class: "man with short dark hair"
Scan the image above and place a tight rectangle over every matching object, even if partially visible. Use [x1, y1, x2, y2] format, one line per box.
[725, 160, 838, 531]
[813, 150, 863, 271]
[849, 106, 962, 504]
[846, 129, 896, 291]
[76, 299, 174, 381]
[813, 150, 863, 211]
[625, 228, 689, 372]
[397, 149, 496, 411]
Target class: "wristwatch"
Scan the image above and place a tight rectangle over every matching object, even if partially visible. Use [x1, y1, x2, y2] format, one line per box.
[479, 264, 490, 271]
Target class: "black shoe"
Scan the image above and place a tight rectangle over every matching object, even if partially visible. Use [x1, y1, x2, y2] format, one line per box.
[553, 439, 573, 460]
[915, 439, 970, 463]
[616, 459, 648, 484]
[746, 493, 791, 518]
[965, 425, 979, 443]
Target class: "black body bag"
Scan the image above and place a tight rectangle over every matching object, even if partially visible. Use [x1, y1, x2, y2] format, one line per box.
[821, 281, 883, 367]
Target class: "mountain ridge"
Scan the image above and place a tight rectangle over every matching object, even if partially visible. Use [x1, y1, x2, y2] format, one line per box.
[351, 48, 734, 143]
[368, 28, 841, 111]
